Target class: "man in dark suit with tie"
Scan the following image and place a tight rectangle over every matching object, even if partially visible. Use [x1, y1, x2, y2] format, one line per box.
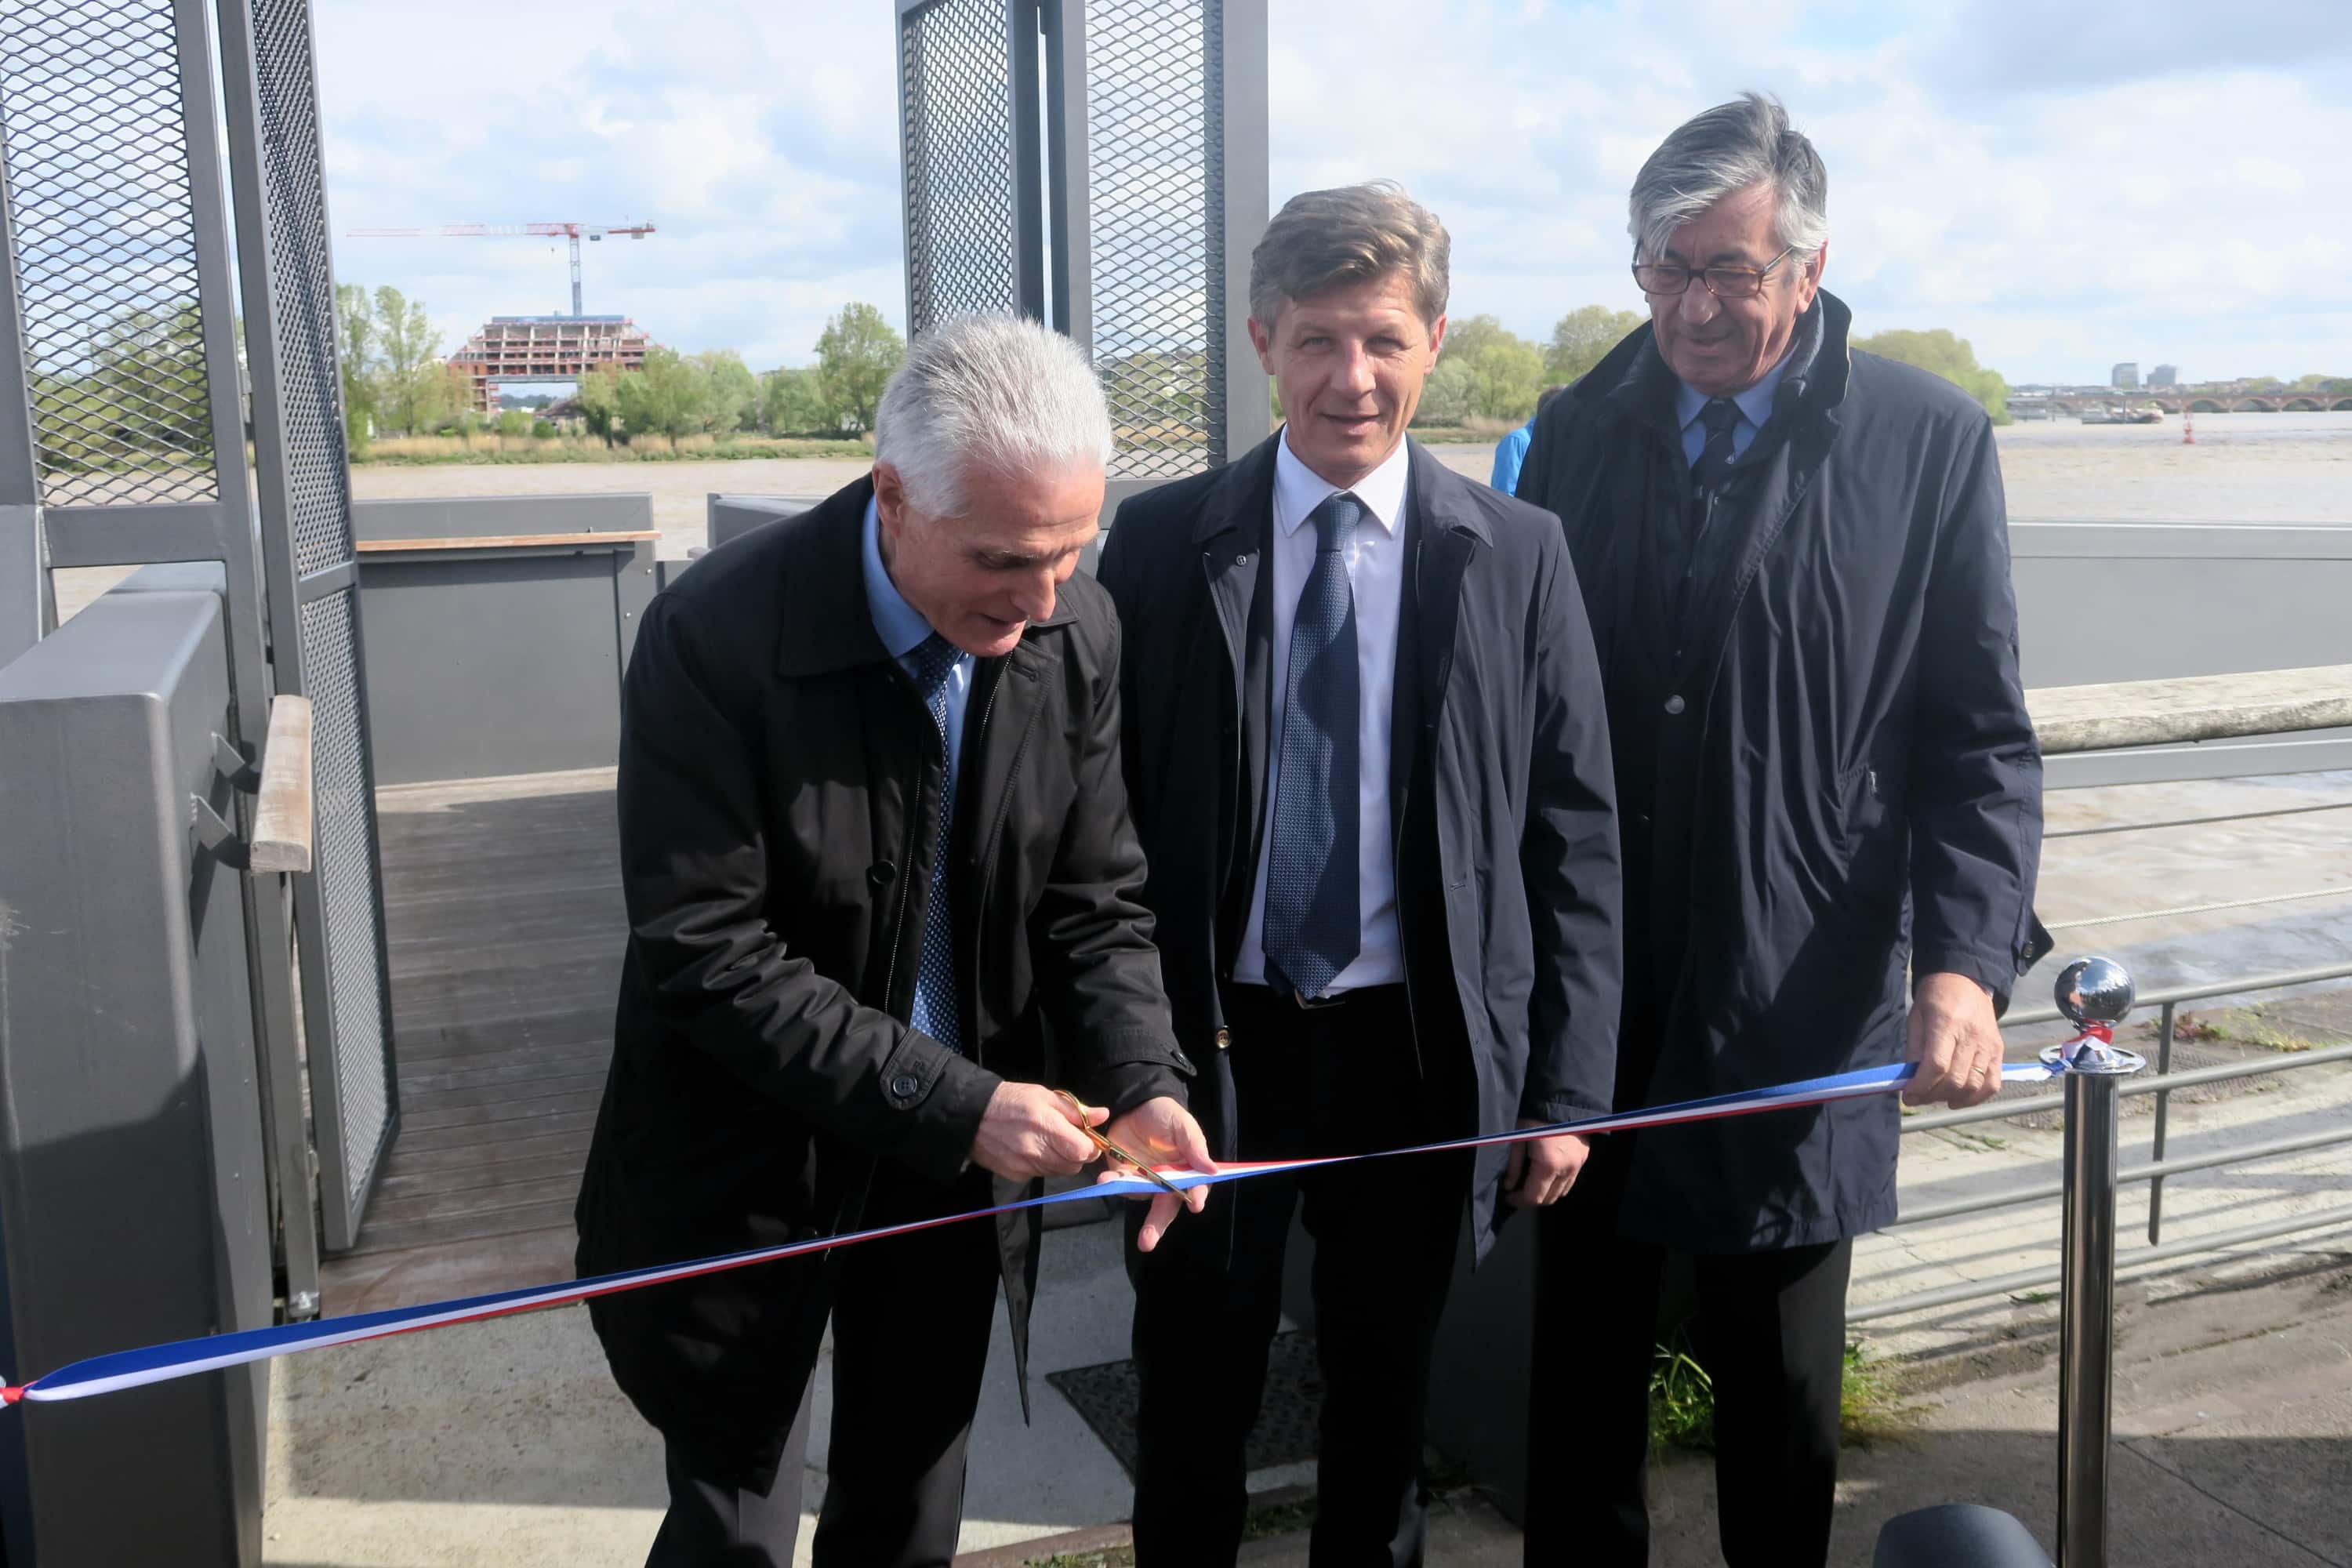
[1098, 181, 1624, 1567]
[576, 314, 1210, 1568]
[1514, 95, 2045, 1566]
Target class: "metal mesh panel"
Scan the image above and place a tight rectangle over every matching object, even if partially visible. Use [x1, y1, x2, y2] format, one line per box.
[248, 0, 354, 577]
[0, 0, 219, 504]
[300, 592, 391, 1215]
[1087, 0, 1225, 478]
[900, 0, 1017, 332]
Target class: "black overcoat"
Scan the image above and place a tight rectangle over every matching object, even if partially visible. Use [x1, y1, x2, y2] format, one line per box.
[1516, 292, 2047, 1253]
[1099, 434, 1623, 1256]
[575, 476, 1189, 1489]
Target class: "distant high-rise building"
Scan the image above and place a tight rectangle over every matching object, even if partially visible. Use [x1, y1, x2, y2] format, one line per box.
[2112, 362, 2140, 389]
[2150, 365, 2178, 388]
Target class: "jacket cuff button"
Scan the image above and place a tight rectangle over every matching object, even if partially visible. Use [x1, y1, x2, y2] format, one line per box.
[869, 861, 897, 887]
[890, 1073, 921, 1098]
[1214, 1027, 1231, 1050]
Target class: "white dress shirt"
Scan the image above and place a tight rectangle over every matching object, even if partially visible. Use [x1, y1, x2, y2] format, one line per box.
[1233, 430, 1412, 993]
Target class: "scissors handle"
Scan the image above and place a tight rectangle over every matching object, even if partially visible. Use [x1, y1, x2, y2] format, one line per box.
[1054, 1090, 1185, 1196]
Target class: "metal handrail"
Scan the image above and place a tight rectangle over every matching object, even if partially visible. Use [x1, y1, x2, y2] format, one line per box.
[1866, 964, 2352, 1341]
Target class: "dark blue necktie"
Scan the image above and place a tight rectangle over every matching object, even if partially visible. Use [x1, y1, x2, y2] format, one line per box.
[1693, 396, 1742, 497]
[1263, 492, 1362, 1000]
[907, 632, 964, 1053]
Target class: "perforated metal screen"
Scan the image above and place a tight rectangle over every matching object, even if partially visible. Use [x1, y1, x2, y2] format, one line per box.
[899, 0, 1019, 332]
[249, 0, 355, 579]
[0, 0, 217, 505]
[299, 593, 390, 1221]
[234, 0, 395, 1248]
[1087, 0, 1226, 477]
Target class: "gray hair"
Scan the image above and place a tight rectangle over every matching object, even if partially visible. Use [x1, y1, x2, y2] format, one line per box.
[1250, 180, 1450, 328]
[1628, 92, 1828, 267]
[873, 313, 1114, 517]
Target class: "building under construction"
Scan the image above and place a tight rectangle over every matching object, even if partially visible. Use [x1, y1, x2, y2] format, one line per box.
[446, 314, 652, 412]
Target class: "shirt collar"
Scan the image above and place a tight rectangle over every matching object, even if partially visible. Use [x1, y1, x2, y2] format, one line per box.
[862, 492, 937, 659]
[1674, 328, 1799, 435]
[1272, 426, 1410, 539]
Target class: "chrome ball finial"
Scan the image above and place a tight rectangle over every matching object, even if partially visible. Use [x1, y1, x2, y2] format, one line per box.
[2054, 956, 2136, 1029]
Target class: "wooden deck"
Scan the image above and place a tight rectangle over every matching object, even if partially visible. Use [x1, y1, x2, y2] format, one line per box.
[318, 768, 625, 1315]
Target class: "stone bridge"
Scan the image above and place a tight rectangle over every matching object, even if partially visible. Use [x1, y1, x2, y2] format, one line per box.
[2033, 389, 2352, 415]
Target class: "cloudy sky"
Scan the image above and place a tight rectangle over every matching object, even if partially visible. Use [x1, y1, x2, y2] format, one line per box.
[316, 0, 2352, 387]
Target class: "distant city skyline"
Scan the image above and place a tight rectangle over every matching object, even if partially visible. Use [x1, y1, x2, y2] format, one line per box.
[315, 1, 2352, 387]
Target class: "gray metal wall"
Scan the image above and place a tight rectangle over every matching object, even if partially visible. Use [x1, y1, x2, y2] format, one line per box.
[351, 495, 658, 785]
[0, 588, 272, 1566]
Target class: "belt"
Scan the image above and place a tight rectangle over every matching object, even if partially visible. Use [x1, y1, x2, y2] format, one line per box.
[1229, 981, 1407, 1014]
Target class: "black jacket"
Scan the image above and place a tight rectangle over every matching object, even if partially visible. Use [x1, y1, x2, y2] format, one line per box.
[575, 476, 1189, 1488]
[1100, 434, 1622, 1254]
[1516, 292, 2047, 1252]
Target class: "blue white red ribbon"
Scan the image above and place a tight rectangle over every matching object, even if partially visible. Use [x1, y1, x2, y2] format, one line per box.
[0, 1055, 2067, 1407]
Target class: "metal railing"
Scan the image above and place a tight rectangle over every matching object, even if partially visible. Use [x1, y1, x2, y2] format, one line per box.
[1853, 963, 2352, 1327]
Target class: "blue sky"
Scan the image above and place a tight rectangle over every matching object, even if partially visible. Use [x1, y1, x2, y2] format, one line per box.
[316, 0, 2352, 387]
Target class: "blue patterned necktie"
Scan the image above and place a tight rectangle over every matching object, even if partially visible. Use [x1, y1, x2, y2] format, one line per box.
[1693, 396, 1742, 498]
[1262, 491, 1362, 1000]
[906, 632, 964, 1053]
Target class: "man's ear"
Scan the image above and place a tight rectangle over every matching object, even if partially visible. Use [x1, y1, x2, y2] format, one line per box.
[1247, 313, 1279, 375]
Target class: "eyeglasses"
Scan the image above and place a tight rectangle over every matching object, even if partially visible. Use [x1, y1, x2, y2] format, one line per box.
[1632, 246, 1801, 299]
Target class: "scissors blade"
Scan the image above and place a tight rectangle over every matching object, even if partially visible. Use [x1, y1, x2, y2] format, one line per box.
[1056, 1090, 1185, 1196]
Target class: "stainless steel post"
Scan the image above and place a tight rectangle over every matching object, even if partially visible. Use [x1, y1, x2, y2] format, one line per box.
[2044, 956, 2143, 1568]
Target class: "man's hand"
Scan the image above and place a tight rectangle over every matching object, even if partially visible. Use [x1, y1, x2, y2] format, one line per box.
[971, 1082, 1104, 1181]
[1504, 1123, 1590, 1208]
[1905, 971, 2005, 1108]
[1096, 1097, 1214, 1254]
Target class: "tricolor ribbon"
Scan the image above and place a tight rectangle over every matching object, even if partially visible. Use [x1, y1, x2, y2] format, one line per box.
[0, 1054, 2074, 1407]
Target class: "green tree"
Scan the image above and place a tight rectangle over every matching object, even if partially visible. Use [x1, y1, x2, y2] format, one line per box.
[576, 363, 626, 444]
[760, 365, 831, 434]
[370, 285, 459, 435]
[495, 408, 532, 437]
[1413, 358, 1479, 426]
[815, 303, 904, 434]
[1546, 304, 1646, 383]
[695, 349, 760, 434]
[1852, 327, 2011, 423]
[335, 282, 376, 452]
[1438, 315, 1545, 421]
[615, 346, 717, 439]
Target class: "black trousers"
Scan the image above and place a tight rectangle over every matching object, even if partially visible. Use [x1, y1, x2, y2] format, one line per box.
[646, 1161, 1003, 1568]
[1129, 983, 1466, 1568]
[1522, 1134, 1854, 1567]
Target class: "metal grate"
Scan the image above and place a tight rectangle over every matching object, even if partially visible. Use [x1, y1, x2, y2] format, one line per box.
[249, 0, 354, 577]
[300, 593, 392, 1216]
[1087, 0, 1225, 477]
[0, 0, 219, 504]
[900, 0, 1018, 333]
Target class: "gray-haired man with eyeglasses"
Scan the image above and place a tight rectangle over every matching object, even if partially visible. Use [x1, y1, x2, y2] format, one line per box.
[1515, 93, 2048, 1566]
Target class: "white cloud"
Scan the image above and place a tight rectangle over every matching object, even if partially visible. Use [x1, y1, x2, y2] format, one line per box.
[311, 0, 2352, 383]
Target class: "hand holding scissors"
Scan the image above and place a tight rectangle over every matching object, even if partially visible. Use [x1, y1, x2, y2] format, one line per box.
[1058, 1091, 1214, 1252]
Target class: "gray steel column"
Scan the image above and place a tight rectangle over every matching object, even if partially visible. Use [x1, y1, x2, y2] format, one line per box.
[2043, 956, 2143, 1568]
[0, 158, 49, 663]
[1218, 0, 1270, 459]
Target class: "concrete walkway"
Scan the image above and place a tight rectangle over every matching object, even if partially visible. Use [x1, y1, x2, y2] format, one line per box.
[259, 769, 2352, 1566]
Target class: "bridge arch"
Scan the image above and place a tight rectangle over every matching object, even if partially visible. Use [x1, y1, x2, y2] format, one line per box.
[2230, 398, 2277, 412]
[2189, 398, 2226, 413]
[2281, 397, 2324, 412]
[2334, 397, 2352, 412]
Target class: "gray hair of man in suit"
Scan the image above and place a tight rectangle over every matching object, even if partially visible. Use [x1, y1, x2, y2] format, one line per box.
[1628, 90, 1828, 267]
[873, 312, 1115, 518]
[869, 313, 1116, 659]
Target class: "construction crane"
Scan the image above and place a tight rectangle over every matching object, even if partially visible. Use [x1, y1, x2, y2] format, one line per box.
[345, 221, 656, 317]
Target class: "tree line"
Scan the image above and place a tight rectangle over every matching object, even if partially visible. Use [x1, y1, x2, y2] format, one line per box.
[332, 289, 909, 450]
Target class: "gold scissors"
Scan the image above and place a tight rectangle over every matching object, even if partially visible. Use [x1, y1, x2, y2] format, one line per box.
[1055, 1090, 1185, 1196]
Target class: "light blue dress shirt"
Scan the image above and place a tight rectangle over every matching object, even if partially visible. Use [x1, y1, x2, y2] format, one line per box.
[862, 495, 973, 800]
[1675, 354, 1791, 469]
